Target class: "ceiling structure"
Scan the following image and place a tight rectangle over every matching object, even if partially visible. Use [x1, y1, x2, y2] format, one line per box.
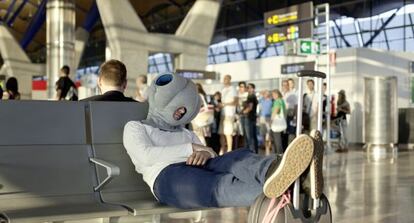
[0, 0, 413, 63]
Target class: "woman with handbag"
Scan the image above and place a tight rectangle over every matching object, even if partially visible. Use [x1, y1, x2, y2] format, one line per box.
[270, 89, 287, 155]
[192, 83, 214, 146]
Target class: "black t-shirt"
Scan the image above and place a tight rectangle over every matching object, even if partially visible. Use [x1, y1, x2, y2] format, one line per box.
[56, 76, 75, 100]
[337, 101, 350, 121]
[245, 94, 258, 120]
[81, 91, 136, 102]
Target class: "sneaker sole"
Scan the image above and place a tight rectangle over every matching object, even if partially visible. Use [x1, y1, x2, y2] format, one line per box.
[263, 135, 314, 198]
[310, 130, 324, 199]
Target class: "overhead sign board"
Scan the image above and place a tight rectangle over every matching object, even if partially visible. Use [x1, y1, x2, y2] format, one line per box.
[281, 61, 315, 74]
[297, 39, 320, 55]
[265, 21, 313, 45]
[175, 69, 217, 80]
[264, 1, 313, 28]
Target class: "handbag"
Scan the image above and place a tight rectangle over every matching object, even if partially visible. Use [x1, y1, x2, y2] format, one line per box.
[271, 107, 287, 132]
[192, 95, 214, 127]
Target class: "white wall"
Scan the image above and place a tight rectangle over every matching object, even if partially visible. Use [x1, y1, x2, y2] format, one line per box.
[205, 48, 414, 144]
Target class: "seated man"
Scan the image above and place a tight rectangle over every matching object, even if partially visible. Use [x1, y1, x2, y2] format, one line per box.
[123, 73, 324, 210]
[82, 59, 136, 102]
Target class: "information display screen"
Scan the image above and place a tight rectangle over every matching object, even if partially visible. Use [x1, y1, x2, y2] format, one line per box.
[281, 61, 315, 74]
[175, 69, 217, 80]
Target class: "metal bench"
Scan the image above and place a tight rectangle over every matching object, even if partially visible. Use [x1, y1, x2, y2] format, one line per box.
[87, 102, 186, 218]
[0, 101, 128, 223]
[0, 101, 227, 223]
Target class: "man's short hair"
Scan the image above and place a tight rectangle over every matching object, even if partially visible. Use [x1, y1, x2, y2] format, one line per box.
[238, 81, 246, 87]
[61, 65, 70, 76]
[99, 59, 127, 87]
[248, 83, 255, 89]
[307, 79, 314, 85]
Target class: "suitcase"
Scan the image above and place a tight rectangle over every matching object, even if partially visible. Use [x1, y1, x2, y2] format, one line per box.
[248, 70, 332, 223]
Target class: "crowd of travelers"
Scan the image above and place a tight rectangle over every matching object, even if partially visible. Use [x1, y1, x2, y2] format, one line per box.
[0, 61, 350, 153]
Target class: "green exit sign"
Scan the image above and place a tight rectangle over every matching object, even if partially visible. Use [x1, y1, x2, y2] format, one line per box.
[298, 39, 320, 55]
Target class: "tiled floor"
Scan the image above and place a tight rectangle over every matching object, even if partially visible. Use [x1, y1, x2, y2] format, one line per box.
[152, 148, 414, 223]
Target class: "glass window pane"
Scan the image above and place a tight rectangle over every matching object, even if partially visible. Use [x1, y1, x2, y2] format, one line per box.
[345, 34, 359, 47]
[405, 27, 414, 38]
[246, 50, 257, 60]
[388, 39, 403, 51]
[207, 56, 213, 64]
[385, 27, 404, 41]
[276, 44, 284, 55]
[387, 14, 403, 28]
[406, 38, 414, 51]
[227, 43, 240, 52]
[215, 55, 228, 63]
[167, 62, 173, 71]
[336, 23, 355, 35]
[359, 17, 382, 32]
[229, 51, 243, 62]
[266, 46, 277, 57]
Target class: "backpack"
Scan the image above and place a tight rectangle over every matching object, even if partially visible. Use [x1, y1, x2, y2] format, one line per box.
[65, 86, 78, 101]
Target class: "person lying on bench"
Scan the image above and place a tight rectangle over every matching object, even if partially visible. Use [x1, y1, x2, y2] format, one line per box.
[123, 73, 324, 210]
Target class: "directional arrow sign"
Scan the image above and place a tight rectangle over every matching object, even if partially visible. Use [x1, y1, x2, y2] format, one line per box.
[297, 39, 320, 55]
[301, 42, 311, 53]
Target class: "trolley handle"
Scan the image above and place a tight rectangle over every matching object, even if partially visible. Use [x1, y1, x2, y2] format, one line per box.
[297, 70, 326, 79]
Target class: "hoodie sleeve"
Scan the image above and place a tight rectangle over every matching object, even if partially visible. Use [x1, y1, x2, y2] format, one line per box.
[123, 121, 193, 166]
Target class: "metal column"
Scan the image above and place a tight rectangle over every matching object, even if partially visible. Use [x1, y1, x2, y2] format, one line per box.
[46, 0, 75, 99]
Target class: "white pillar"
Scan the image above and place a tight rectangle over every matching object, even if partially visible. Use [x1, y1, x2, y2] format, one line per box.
[46, 0, 76, 99]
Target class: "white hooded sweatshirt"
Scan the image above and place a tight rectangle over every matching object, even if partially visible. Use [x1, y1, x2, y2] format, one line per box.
[123, 73, 202, 195]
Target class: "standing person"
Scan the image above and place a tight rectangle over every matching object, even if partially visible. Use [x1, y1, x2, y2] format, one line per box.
[335, 90, 350, 152]
[55, 65, 77, 101]
[258, 90, 273, 154]
[135, 74, 148, 102]
[219, 74, 237, 155]
[192, 83, 212, 146]
[242, 83, 259, 153]
[270, 89, 286, 155]
[281, 80, 290, 149]
[5, 77, 21, 100]
[304, 79, 317, 132]
[209, 91, 222, 154]
[236, 81, 248, 147]
[82, 60, 136, 102]
[286, 78, 298, 142]
[322, 83, 329, 129]
[287, 78, 297, 94]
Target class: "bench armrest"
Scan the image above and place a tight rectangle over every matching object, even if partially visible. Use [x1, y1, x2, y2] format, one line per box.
[89, 158, 120, 191]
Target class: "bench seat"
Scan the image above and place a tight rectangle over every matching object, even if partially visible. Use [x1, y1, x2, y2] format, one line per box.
[1, 197, 127, 223]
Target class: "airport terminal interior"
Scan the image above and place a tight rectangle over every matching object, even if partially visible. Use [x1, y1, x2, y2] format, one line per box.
[0, 0, 414, 222]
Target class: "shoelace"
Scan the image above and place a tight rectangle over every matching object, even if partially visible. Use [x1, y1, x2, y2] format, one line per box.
[261, 191, 291, 223]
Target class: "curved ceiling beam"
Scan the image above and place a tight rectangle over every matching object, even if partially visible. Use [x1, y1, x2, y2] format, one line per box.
[20, 0, 46, 49]
[7, 0, 29, 26]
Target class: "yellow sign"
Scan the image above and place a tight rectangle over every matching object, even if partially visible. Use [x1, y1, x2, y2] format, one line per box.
[266, 25, 300, 44]
[266, 12, 298, 25]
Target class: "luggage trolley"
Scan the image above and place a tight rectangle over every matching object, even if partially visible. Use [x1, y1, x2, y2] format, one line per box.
[248, 70, 332, 223]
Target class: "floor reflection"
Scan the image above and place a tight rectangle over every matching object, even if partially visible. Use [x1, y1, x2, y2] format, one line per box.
[143, 149, 414, 223]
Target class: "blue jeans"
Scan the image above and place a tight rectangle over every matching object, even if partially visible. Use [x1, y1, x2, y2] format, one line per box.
[243, 117, 258, 153]
[153, 148, 274, 208]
